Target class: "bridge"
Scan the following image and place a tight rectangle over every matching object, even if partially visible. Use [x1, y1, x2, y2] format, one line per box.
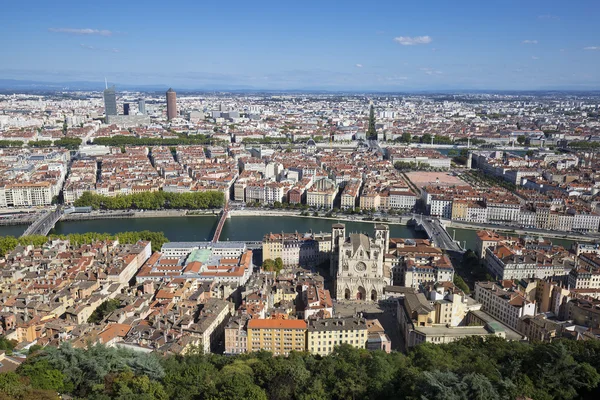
[367, 139, 385, 156]
[245, 241, 263, 250]
[211, 208, 229, 243]
[411, 215, 464, 253]
[21, 206, 63, 237]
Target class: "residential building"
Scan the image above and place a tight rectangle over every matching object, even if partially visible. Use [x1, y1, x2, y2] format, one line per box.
[247, 319, 307, 356]
[474, 281, 536, 331]
[263, 231, 332, 267]
[307, 317, 368, 356]
[306, 178, 338, 209]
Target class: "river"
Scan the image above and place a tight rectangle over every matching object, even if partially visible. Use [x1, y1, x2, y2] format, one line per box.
[0, 215, 578, 251]
[49, 216, 427, 243]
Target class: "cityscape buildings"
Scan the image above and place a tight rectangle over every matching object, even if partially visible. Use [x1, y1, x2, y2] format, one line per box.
[0, 89, 599, 363]
[3, 1, 600, 397]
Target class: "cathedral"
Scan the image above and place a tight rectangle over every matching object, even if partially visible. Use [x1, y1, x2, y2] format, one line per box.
[330, 223, 391, 301]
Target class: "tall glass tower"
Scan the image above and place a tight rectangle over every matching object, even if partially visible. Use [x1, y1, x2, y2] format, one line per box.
[103, 87, 117, 116]
[138, 99, 146, 115]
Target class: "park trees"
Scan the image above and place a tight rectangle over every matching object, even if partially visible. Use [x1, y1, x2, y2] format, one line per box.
[1, 337, 600, 399]
[74, 191, 224, 211]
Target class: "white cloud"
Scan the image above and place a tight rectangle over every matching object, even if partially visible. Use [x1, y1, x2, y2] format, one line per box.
[355, 64, 363, 68]
[522, 40, 538, 44]
[531, 56, 540, 60]
[393, 36, 432, 46]
[584, 46, 600, 50]
[49, 28, 112, 36]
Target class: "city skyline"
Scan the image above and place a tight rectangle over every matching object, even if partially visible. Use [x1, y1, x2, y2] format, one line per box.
[2, 0, 600, 91]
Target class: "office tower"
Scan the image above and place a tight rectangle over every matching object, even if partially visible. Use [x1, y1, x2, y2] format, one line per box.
[138, 99, 146, 115]
[123, 103, 130, 115]
[103, 87, 117, 116]
[166, 88, 177, 120]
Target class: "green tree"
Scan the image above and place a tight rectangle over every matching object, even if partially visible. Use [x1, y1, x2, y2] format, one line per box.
[18, 359, 67, 392]
[88, 299, 121, 323]
[516, 135, 526, 145]
[0, 371, 30, 398]
[453, 274, 470, 294]
[401, 132, 412, 143]
[105, 371, 168, 400]
[274, 257, 284, 274]
[394, 161, 419, 171]
[263, 258, 283, 274]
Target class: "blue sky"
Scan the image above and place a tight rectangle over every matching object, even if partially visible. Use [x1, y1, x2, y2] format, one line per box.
[1, 0, 599, 90]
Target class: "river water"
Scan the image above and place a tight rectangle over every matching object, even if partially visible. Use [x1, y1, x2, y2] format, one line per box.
[50, 216, 427, 243]
[0, 215, 578, 251]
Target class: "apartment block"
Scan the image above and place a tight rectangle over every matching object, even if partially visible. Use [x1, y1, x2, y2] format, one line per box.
[474, 281, 536, 331]
[307, 317, 368, 356]
[247, 319, 307, 356]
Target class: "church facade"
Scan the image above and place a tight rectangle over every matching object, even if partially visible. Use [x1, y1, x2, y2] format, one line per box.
[331, 223, 391, 301]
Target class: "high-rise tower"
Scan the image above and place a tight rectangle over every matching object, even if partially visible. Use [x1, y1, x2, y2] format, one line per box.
[103, 86, 117, 116]
[138, 99, 146, 115]
[166, 88, 177, 120]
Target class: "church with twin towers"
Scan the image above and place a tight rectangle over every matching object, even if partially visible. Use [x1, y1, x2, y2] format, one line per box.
[330, 223, 390, 301]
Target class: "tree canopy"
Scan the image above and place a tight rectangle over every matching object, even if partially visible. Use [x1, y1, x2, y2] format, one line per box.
[73, 191, 224, 211]
[2, 338, 600, 399]
[263, 258, 284, 274]
[0, 230, 169, 256]
[88, 299, 122, 324]
[92, 135, 223, 147]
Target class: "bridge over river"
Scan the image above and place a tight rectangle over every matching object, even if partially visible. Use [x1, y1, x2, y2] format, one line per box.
[21, 206, 63, 237]
[409, 215, 464, 253]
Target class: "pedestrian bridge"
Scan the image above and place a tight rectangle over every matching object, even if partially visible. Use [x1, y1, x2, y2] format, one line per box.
[211, 208, 229, 243]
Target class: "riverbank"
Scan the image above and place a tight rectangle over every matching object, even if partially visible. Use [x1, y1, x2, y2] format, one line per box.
[0, 211, 42, 226]
[60, 209, 220, 221]
[445, 219, 598, 243]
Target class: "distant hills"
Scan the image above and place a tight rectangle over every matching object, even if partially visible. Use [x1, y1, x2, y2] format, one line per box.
[1, 78, 600, 96]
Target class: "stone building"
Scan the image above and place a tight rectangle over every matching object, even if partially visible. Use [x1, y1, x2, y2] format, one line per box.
[331, 224, 390, 301]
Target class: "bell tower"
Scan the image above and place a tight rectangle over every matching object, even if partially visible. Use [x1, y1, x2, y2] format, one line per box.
[374, 224, 389, 252]
[330, 223, 346, 277]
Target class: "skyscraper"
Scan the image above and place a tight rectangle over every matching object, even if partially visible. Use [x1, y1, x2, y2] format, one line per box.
[103, 87, 117, 116]
[123, 103, 130, 115]
[166, 88, 177, 120]
[138, 99, 146, 115]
